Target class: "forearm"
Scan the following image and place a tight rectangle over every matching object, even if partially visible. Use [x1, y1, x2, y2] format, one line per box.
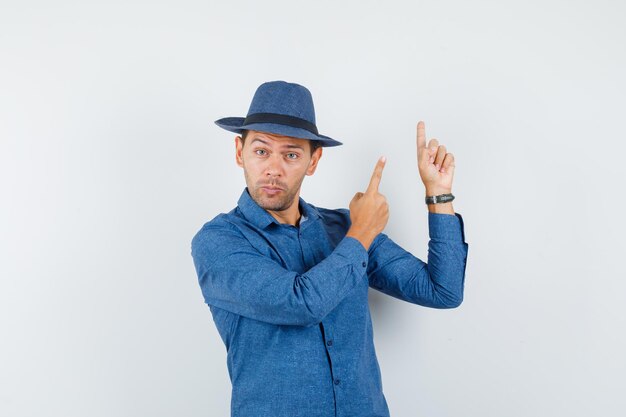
[424, 218, 468, 307]
[367, 212, 468, 308]
[193, 228, 370, 327]
[427, 202, 454, 214]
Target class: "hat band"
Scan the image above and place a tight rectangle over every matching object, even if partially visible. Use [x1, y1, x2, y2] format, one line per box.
[243, 113, 319, 135]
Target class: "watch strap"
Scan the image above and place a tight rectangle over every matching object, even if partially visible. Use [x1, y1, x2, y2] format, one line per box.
[425, 193, 455, 204]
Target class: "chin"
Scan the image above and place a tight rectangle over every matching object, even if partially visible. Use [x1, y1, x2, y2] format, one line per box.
[257, 197, 291, 212]
[249, 190, 282, 209]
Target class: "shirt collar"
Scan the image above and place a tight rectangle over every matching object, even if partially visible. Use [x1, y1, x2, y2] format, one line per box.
[237, 187, 322, 229]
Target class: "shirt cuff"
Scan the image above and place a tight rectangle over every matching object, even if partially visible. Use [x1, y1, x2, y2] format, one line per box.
[428, 212, 467, 242]
[336, 236, 370, 271]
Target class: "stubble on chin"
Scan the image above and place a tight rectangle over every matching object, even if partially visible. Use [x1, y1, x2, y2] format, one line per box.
[251, 186, 297, 212]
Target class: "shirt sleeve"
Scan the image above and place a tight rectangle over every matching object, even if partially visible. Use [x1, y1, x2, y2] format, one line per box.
[191, 223, 370, 327]
[366, 212, 469, 308]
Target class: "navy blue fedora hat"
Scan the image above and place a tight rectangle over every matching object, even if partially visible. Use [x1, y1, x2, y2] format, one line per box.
[215, 80, 342, 147]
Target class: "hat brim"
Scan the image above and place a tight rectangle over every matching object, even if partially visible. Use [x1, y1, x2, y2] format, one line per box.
[215, 117, 343, 147]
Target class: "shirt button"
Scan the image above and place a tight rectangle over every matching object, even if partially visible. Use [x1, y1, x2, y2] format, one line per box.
[326, 340, 333, 347]
[334, 378, 341, 385]
[362, 261, 366, 267]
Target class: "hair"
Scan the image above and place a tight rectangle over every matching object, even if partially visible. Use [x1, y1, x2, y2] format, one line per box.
[240, 130, 321, 155]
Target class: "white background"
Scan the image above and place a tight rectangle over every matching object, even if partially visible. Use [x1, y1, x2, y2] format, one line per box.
[1, 1, 625, 416]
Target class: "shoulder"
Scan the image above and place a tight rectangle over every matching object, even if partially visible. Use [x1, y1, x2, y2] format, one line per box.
[191, 209, 246, 255]
[311, 204, 352, 228]
[310, 203, 390, 251]
[306, 204, 352, 247]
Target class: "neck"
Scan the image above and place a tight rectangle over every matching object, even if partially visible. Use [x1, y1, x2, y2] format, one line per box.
[267, 196, 301, 227]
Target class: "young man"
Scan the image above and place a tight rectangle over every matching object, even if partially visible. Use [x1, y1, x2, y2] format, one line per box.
[191, 80, 469, 417]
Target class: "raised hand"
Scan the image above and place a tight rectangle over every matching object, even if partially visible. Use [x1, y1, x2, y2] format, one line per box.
[416, 121, 455, 195]
[346, 156, 390, 251]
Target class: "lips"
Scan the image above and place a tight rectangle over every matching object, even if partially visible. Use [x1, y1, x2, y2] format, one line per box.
[260, 185, 284, 195]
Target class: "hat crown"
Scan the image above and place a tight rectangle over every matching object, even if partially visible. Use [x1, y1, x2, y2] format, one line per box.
[247, 81, 316, 125]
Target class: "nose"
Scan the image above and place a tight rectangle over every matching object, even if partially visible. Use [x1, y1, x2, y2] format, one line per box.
[264, 154, 283, 178]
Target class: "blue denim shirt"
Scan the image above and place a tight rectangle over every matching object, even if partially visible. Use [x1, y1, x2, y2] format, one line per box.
[191, 188, 469, 417]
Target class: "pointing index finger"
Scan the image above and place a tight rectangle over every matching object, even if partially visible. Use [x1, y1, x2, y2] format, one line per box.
[417, 121, 426, 150]
[366, 156, 386, 193]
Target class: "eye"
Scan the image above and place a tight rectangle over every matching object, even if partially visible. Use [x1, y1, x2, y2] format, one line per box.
[254, 149, 267, 156]
[286, 152, 299, 160]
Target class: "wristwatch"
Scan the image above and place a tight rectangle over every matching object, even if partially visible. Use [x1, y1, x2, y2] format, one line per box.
[425, 193, 455, 204]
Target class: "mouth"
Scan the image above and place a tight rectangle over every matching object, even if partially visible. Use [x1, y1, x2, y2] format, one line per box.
[260, 186, 284, 195]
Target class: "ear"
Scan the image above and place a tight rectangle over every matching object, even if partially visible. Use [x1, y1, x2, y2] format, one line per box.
[305, 147, 323, 176]
[235, 136, 244, 168]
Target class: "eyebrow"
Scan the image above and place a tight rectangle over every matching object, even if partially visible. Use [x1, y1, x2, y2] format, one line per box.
[250, 138, 305, 151]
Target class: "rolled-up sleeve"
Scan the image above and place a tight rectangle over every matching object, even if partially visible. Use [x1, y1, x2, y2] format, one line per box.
[366, 212, 469, 308]
[191, 223, 370, 327]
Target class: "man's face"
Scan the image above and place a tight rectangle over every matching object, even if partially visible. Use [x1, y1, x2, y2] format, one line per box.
[235, 130, 323, 212]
